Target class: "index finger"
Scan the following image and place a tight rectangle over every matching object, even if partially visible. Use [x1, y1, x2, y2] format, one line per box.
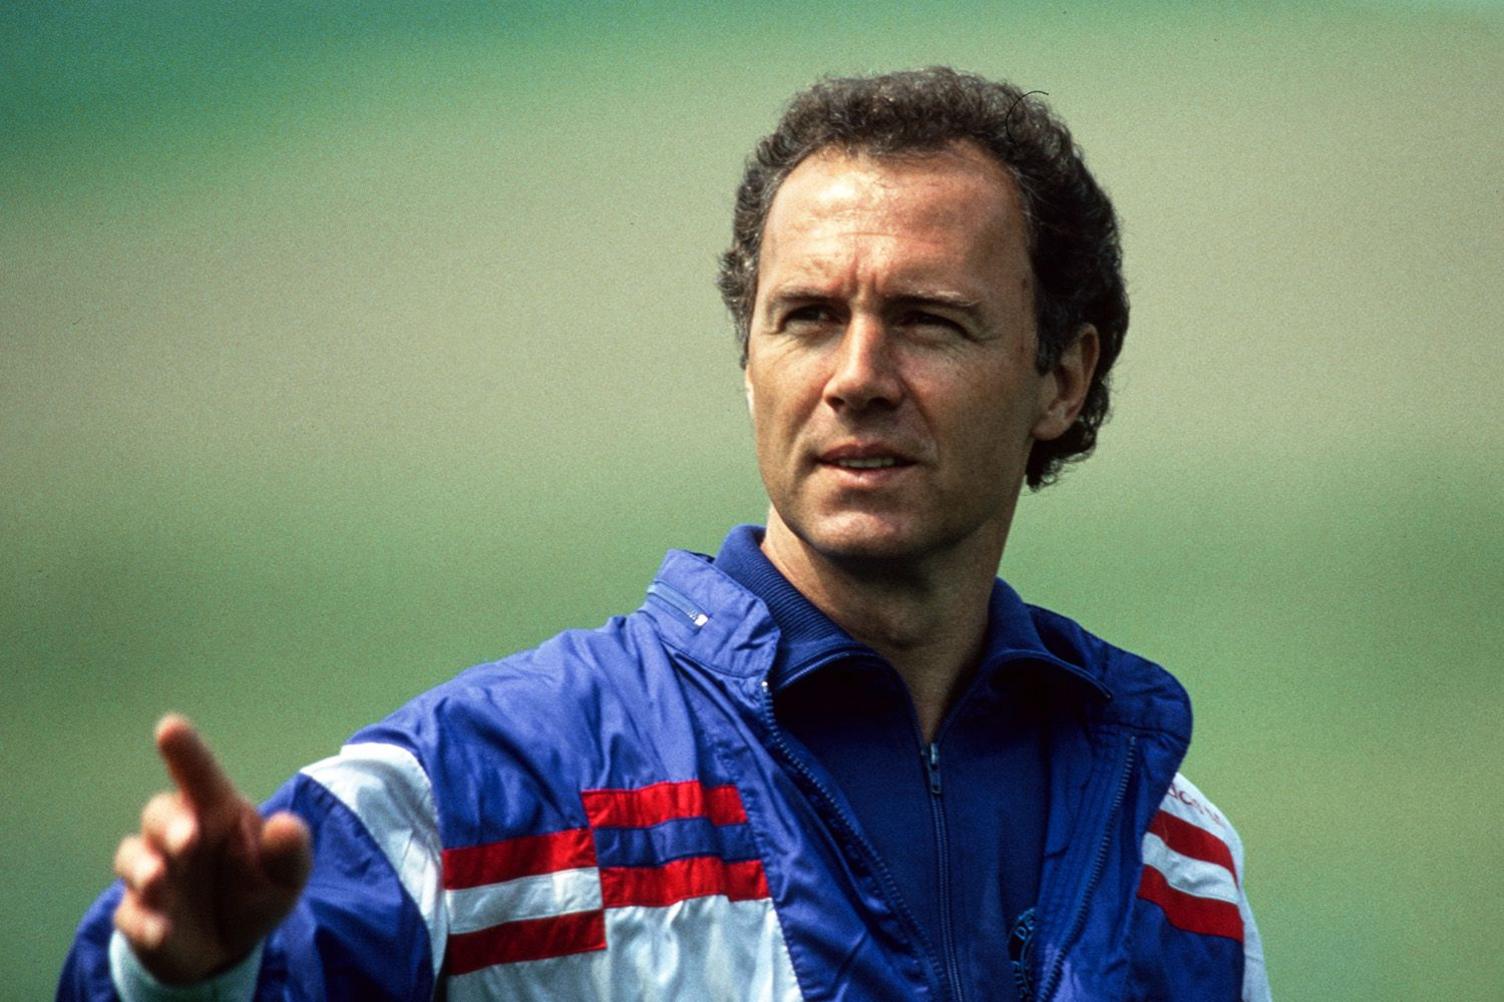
[155, 714, 236, 810]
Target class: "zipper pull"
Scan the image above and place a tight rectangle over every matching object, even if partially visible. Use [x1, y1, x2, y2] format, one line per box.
[925, 742, 943, 796]
[646, 582, 709, 627]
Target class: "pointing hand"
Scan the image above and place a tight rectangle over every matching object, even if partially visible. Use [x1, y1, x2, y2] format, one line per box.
[111, 715, 313, 984]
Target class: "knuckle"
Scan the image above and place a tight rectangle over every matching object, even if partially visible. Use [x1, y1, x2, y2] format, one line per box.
[134, 852, 164, 894]
[141, 792, 200, 854]
[113, 895, 167, 950]
[167, 812, 200, 854]
[113, 836, 142, 877]
[141, 791, 176, 828]
[111, 892, 141, 933]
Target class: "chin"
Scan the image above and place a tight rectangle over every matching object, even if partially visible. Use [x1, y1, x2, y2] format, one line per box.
[796, 512, 938, 564]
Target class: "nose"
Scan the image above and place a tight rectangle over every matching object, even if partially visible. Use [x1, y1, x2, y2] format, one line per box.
[824, 315, 903, 412]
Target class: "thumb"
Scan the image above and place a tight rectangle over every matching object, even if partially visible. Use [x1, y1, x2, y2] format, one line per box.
[257, 811, 312, 893]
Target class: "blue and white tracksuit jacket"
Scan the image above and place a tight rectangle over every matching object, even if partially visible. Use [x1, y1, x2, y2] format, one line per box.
[61, 547, 1271, 1001]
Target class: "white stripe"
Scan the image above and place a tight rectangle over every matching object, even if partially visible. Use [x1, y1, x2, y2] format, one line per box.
[1239, 883, 1273, 1002]
[1160, 773, 1273, 999]
[1159, 777, 1231, 837]
[447, 867, 603, 934]
[301, 742, 446, 978]
[1141, 831, 1239, 905]
[446, 897, 804, 1002]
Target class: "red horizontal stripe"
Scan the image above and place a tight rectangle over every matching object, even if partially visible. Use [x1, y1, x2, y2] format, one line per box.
[582, 780, 748, 828]
[600, 856, 769, 908]
[1136, 866, 1243, 942]
[1148, 810, 1238, 884]
[445, 909, 606, 974]
[442, 828, 596, 890]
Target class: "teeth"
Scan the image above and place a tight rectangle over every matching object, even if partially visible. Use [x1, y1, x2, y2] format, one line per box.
[835, 457, 898, 469]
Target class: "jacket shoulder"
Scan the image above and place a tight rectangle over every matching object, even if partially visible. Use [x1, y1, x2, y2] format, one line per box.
[1024, 602, 1193, 745]
[1135, 772, 1272, 1002]
[342, 614, 648, 752]
[325, 610, 700, 844]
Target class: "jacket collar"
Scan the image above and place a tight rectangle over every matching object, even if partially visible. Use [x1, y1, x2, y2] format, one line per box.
[710, 525, 872, 691]
[644, 526, 1121, 705]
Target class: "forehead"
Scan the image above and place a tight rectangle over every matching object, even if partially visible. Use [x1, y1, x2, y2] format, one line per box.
[757, 142, 1030, 295]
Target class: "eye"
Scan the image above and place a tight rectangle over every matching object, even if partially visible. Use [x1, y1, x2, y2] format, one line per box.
[900, 311, 967, 339]
[781, 304, 842, 332]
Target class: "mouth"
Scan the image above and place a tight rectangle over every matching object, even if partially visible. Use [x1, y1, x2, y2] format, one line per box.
[828, 456, 904, 470]
[816, 444, 918, 478]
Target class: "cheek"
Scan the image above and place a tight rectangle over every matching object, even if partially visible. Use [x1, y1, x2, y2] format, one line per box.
[748, 356, 816, 433]
[939, 372, 1038, 462]
[745, 373, 789, 458]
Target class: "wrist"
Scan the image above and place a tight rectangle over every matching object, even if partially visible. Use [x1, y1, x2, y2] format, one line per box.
[108, 931, 262, 1002]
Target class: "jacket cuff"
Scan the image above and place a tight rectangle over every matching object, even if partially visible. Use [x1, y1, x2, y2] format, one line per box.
[108, 931, 262, 1002]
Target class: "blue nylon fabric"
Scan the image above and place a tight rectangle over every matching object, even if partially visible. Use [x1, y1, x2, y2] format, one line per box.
[265, 776, 435, 1001]
[715, 524, 1058, 1002]
[1125, 891, 1245, 999]
[1033, 721, 1241, 1002]
[592, 816, 762, 867]
[667, 665, 945, 1000]
[57, 882, 122, 1000]
[354, 614, 724, 850]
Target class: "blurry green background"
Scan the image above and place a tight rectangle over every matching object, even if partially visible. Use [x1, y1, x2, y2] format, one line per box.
[5, 2, 1501, 998]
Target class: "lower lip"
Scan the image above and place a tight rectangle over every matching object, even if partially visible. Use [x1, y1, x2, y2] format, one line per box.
[818, 461, 915, 485]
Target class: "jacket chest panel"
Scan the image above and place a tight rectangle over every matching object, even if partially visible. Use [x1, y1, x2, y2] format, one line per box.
[439, 771, 806, 1000]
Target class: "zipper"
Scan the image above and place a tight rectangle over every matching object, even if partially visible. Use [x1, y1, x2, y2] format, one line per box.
[646, 581, 709, 627]
[1035, 733, 1137, 1002]
[925, 741, 965, 1002]
[758, 679, 949, 1000]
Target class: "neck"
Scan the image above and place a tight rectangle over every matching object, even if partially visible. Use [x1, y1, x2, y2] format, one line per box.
[760, 512, 1009, 742]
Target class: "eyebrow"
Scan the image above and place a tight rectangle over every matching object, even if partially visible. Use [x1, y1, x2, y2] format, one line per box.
[765, 287, 985, 316]
[889, 292, 984, 316]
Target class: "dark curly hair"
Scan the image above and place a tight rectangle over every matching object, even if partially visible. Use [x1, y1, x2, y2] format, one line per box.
[717, 67, 1128, 488]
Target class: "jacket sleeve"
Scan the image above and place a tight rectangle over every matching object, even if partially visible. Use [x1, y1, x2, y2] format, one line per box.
[1131, 772, 1271, 1001]
[57, 742, 448, 1002]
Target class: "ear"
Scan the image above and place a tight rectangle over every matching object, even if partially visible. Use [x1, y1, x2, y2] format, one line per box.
[743, 365, 755, 414]
[1032, 323, 1099, 441]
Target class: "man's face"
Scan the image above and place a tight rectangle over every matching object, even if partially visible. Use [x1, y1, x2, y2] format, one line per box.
[745, 143, 1082, 565]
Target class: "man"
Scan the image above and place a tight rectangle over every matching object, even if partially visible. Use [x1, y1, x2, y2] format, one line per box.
[61, 68, 1270, 1000]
